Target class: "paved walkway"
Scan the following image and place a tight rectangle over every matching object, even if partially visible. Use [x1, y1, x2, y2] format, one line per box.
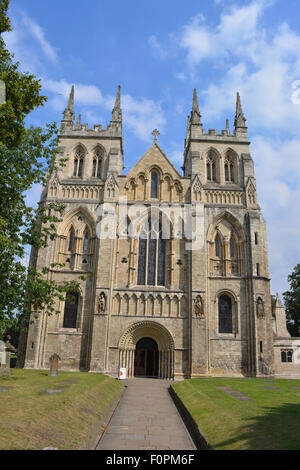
[96, 378, 196, 450]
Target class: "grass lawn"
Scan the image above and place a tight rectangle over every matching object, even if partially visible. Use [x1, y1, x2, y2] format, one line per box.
[172, 377, 300, 450]
[0, 369, 123, 450]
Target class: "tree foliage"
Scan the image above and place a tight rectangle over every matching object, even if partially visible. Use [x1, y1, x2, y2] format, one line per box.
[283, 264, 300, 337]
[0, 1, 82, 345]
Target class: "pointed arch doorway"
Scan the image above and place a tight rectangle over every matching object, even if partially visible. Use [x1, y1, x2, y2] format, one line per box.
[134, 337, 159, 377]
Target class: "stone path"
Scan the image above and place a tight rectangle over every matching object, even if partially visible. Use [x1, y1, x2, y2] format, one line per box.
[96, 378, 196, 450]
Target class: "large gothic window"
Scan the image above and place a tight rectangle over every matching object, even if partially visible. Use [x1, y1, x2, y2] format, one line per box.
[218, 294, 233, 334]
[63, 291, 79, 328]
[73, 147, 84, 177]
[137, 216, 166, 286]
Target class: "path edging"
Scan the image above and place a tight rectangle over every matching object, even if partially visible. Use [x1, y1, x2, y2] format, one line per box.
[168, 385, 213, 451]
[79, 381, 125, 450]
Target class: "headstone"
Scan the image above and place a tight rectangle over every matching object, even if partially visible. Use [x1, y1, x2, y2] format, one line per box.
[0, 338, 16, 375]
[49, 353, 60, 376]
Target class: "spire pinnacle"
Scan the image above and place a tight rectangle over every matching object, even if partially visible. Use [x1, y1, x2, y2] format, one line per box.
[111, 85, 122, 123]
[191, 88, 201, 125]
[62, 85, 75, 124]
[234, 92, 247, 129]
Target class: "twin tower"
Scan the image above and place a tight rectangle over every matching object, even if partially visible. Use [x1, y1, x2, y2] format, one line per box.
[19, 85, 286, 379]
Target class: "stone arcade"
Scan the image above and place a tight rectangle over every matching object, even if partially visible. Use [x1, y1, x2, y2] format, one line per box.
[18, 86, 298, 378]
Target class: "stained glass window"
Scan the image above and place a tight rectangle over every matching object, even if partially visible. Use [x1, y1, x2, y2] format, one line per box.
[219, 294, 233, 333]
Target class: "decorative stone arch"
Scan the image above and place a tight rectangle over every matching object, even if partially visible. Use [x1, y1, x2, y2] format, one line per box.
[55, 206, 96, 270]
[69, 142, 89, 155]
[207, 211, 245, 276]
[89, 142, 107, 159]
[161, 173, 173, 202]
[135, 172, 147, 200]
[118, 320, 175, 379]
[58, 205, 96, 238]
[207, 211, 245, 243]
[173, 179, 183, 202]
[125, 177, 138, 200]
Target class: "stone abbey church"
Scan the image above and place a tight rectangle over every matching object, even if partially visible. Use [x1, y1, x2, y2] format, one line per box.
[19, 86, 296, 379]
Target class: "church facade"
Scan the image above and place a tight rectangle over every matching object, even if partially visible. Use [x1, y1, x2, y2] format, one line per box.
[19, 86, 295, 379]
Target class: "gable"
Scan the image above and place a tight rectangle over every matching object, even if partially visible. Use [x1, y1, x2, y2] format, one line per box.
[126, 143, 182, 180]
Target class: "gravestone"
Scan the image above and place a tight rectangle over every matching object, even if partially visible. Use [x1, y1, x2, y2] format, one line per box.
[49, 354, 60, 377]
[0, 338, 16, 375]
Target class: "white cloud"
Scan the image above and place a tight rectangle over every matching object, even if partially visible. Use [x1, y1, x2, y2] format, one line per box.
[123, 94, 166, 142]
[148, 35, 168, 60]
[251, 136, 300, 295]
[178, 2, 265, 66]
[3, 11, 59, 75]
[21, 13, 58, 63]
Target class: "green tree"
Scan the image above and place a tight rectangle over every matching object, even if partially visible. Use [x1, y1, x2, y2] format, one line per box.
[0, 0, 82, 347]
[283, 264, 300, 337]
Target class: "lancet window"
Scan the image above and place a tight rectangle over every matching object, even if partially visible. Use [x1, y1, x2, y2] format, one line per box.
[137, 215, 166, 286]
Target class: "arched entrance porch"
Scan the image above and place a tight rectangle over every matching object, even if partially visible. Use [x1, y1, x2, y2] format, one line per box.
[118, 321, 174, 379]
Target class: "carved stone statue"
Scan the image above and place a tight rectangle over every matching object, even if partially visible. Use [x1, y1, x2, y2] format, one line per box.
[194, 295, 204, 318]
[98, 292, 106, 313]
[256, 297, 264, 319]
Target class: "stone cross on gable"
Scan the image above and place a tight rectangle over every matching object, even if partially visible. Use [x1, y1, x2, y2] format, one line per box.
[152, 129, 160, 144]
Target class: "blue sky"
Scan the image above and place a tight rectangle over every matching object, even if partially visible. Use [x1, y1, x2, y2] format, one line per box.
[3, 0, 300, 297]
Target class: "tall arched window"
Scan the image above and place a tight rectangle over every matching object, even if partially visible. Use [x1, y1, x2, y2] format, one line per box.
[137, 215, 166, 286]
[151, 172, 158, 199]
[230, 236, 235, 258]
[73, 147, 84, 177]
[224, 154, 235, 182]
[68, 227, 75, 252]
[218, 294, 233, 334]
[207, 154, 217, 182]
[63, 291, 79, 328]
[83, 229, 89, 252]
[215, 235, 221, 257]
[92, 148, 103, 178]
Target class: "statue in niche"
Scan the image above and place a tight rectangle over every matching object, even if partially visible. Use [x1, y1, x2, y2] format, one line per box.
[194, 295, 204, 318]
[256, 297, 264, 319]
[98, 292, 106, 313]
